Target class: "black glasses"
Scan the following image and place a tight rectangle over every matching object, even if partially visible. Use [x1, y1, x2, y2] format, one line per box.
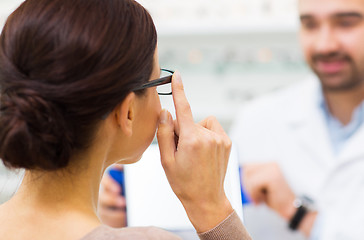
[132, 69, 174, 95]
[101, 69, 174, 120]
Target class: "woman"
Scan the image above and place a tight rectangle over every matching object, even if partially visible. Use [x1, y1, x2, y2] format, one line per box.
[0, 0, 251, 239]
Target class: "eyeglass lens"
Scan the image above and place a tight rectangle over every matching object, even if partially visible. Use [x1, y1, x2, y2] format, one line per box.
[157, 70, 172, 95]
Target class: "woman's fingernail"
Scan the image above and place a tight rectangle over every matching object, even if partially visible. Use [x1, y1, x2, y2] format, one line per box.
[173, 70, 181, 83]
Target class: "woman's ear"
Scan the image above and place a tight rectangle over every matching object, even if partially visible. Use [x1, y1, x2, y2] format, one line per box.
[113, 92, 136, 137]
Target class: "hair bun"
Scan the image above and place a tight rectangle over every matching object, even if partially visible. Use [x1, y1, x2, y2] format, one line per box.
[0, 0, 157, 171]
[0, 88, 74, 170]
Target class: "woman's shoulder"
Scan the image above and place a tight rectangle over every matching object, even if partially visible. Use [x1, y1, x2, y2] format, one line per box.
[80, 225, 182, 240]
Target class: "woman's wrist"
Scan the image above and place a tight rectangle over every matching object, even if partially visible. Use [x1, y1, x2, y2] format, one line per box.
[182, 197, 233, 233]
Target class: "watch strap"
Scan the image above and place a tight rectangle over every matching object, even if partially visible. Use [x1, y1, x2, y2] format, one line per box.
[289, 204, 308, 230]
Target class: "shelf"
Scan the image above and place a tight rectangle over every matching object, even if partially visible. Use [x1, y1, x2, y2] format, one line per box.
[156, 22, 299, 37]
[154, 15, 300, 36]
[1, 1, 300, 36]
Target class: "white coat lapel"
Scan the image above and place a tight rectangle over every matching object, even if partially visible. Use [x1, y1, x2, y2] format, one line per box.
[339, 123, 364, 163]
[284, 79, 336, 168]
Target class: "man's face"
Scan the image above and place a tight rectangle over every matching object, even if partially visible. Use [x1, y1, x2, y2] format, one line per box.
[299, 0, 364, 92]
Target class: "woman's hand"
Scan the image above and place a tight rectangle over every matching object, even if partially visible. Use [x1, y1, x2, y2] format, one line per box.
[157, 71, 233, 233]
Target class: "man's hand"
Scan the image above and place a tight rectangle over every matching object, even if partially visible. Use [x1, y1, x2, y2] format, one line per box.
[98, 164, 127, 228]
[242, 162, 318, 236]
[243, 162, 296, 221]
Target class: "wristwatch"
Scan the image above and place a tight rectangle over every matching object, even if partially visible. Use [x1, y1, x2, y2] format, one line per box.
[288, 195, 315, 230]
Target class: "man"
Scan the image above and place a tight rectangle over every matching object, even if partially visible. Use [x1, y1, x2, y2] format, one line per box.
[230, 0, 364, 239]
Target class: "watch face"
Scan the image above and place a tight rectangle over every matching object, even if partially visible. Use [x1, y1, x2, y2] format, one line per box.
[293, 198, 303, 208]
[299, 195, 316, 211]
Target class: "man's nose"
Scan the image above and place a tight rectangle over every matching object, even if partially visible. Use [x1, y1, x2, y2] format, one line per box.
[314, 25, 340, 55]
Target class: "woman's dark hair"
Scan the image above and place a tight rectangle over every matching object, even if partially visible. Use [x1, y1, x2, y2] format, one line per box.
[0, 0, 157, 170]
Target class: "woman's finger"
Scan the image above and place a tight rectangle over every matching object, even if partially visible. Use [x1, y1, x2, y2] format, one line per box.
[171, 71, 194, 131]
[199, 116, 227, 137]
[157, 110, 176, 168]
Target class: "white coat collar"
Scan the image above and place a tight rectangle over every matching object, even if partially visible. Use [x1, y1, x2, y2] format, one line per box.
[283, 76, 364, 165]
[282, 77, 336, 167]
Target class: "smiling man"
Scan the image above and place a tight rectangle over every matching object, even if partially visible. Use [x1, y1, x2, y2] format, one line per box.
[300, 0, 364, 125]
[231, 0, 364, 239]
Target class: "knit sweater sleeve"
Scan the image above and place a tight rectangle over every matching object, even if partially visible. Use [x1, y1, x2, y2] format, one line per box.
[198, 210, 252, 240]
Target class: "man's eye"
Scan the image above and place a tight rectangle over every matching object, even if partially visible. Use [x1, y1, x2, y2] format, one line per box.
[301, 21, 317, 30]
[337, 19, 359, 28]
[334, 15, 363, 28]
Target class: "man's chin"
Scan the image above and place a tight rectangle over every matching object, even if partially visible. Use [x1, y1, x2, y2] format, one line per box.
[317, 72, 358, 92]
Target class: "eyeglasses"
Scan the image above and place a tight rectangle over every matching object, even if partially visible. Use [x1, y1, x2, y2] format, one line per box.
[101, 69, 173, 120]
[132, 69, 174, 95]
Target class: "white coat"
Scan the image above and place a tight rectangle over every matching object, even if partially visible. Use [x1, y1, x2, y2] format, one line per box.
[229, 77, 364, 240]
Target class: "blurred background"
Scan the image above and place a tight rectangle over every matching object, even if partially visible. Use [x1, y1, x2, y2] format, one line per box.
[138, 0, 311, 129]
[0, 0, 312, 211]
[0, 0, 312, 134]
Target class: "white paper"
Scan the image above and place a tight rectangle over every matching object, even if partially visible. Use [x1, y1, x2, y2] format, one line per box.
[124, 143, 243, 230]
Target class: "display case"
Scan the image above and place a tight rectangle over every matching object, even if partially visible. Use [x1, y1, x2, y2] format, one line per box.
[134, 0, 312, 128]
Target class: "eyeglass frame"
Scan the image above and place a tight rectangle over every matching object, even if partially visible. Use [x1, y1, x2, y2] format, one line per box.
[131, 68, 174, 95]
[101, 68, 174, 120]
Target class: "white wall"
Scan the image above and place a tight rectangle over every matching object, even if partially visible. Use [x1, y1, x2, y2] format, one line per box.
[0, 0, 24, 26]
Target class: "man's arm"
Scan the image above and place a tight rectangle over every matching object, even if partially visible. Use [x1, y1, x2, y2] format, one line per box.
[242, 162, 317, 237]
